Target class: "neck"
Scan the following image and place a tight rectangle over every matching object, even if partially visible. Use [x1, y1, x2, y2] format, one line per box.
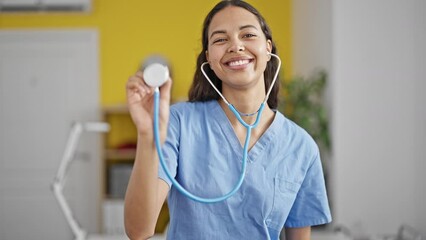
[221, 87, 265, 116]
[218, 95, 272, 126]
[218, 95, 275, 150]
[217, 75, 274, 125]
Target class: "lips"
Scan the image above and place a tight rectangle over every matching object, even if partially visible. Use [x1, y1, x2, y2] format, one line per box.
[224, 57, 253, 68]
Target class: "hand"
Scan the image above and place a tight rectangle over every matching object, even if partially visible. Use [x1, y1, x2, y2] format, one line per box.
[126, 70, 172, 143]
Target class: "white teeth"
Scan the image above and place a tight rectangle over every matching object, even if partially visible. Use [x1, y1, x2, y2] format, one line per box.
[228, 59, 249, 66]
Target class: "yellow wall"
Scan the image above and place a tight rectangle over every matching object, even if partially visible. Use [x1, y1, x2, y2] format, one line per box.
[0, 0, 292, 106]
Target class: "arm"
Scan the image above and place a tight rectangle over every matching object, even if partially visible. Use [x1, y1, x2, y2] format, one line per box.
[124, 138, 169, 239]
[124, 71, 172, 239]
[285, 226, 311, 240]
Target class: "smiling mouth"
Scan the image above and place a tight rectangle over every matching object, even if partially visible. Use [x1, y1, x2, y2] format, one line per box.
[226, 59, 253, 67]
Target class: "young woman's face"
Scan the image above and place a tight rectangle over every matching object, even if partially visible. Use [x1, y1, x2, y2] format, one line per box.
[206, 6, 272, 91]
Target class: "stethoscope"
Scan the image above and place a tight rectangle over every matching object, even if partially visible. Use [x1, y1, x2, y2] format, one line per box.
[143, 52, 281, 203]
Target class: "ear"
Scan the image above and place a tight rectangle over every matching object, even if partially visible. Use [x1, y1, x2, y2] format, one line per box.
[266, 39, 272, 60]
[266, 40, 272, 53]
[205, 50, 210, 62]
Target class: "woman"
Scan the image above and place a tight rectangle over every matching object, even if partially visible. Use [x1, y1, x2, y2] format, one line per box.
[124, 1, 331, 239]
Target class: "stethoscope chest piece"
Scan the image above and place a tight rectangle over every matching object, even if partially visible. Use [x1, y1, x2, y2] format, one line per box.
[143, 63, 169, 88]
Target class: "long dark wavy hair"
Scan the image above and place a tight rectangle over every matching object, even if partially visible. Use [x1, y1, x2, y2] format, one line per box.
[188, 0, 281, 109]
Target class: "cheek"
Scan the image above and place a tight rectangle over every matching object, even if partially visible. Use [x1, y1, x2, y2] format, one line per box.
[256, 45, 269, 59]
[207, 51, 221, 64]
[207, 54, 223, 73]
[255, 47, 270, 68]
[207, 44, 226, 62]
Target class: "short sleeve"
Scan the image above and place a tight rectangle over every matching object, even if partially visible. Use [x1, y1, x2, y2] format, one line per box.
[157, 108, 180, 187]
[284, 152, 332, 227]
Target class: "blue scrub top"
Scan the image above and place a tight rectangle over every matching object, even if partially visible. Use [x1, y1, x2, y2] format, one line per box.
[158, 100, 331, 240]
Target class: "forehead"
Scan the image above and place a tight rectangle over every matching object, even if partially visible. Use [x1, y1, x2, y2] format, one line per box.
[208, 6, 261, 33]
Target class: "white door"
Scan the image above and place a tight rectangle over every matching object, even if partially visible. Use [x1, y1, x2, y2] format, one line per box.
[0, 30, 101, 240]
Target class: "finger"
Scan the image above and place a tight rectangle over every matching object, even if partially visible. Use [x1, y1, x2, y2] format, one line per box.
[128, 75, 153, 96]
[127, 80, 151, 103]
[126, 77, 143, 93]
[142, 83, 152, 95]
[135, 70, 144, 79]
[127, 75, 144, 87]
[135, 71, 155, 94]
[159, 79, 172, 124]
[159, 78, 173, 103]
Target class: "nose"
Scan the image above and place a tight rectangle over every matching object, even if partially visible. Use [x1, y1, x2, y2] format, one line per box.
[227, 38, 244, 53]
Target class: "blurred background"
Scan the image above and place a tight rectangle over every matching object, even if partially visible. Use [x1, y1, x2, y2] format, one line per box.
[0, 0, 424, 239]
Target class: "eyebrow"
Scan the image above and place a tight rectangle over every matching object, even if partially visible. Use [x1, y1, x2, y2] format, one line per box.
[209, 24, 258, 40]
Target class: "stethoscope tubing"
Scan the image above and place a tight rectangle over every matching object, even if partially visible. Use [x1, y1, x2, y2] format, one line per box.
[154, 53, 280, 203]
[154, 88, 262, 203]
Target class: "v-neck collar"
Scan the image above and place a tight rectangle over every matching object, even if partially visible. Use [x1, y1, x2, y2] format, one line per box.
[210, 100, 283, 163]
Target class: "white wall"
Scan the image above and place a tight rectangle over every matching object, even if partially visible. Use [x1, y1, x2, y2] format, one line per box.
[0, 30, 101, 240]
[293, 0, 426, 237]
[292, 0, 332, 76]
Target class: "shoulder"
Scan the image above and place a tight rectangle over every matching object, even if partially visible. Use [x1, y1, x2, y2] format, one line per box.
[169, 100, 217, 122]
[170, 100, 214, 113]
[276, 111, 320, 160]
[170, 100, 210, 113]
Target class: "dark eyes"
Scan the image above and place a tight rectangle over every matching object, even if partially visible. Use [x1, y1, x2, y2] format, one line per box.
[211, 33, 257, 44]
[244, 33, 257, 38]
[212, 38, 226, 44]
